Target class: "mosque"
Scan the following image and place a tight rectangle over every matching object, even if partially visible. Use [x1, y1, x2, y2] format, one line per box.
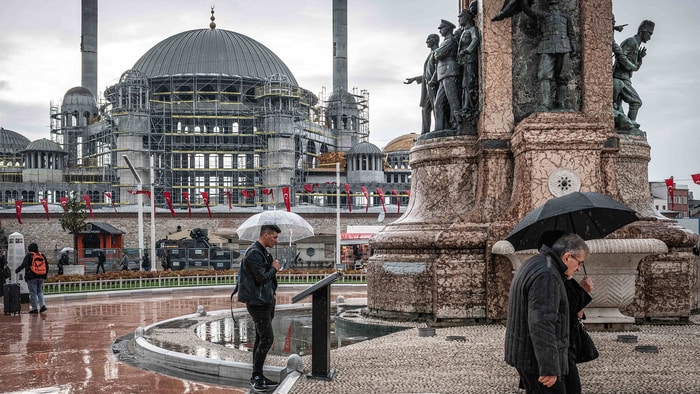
[0, 1, 412, 213]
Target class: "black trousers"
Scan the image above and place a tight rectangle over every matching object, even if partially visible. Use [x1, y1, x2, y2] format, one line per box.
[517, 369, 566, 394]
[246, 302, 276, 378]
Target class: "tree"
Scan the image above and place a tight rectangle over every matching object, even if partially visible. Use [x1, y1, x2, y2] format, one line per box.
[59, 194, 88, 264]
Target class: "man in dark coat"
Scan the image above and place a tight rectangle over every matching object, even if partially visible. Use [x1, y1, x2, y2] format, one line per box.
[505, 233, 589, 393]
[404, 33, 440, 134]
[96, 250, 106, 274]
[237, 224, 281, 392]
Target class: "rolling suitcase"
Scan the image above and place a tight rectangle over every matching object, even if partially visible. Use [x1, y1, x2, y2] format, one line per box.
[3, 282, 21, 315]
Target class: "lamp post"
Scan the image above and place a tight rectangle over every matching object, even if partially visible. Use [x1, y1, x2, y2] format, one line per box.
[149, 154, 156, 270]
[336, 162, 341, 270]
[123, 155, 144, 263]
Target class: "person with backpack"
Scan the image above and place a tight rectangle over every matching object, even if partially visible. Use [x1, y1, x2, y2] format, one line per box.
[14, 243, 48, 314]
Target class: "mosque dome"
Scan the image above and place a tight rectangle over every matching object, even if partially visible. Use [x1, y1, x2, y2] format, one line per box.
[23, 138, 65, 153]
[346, 141, 382, 156]
[384, 133, 417, 153]
[0, 127, 31, 155]
[132, 28, 298, 85]
[63, 86, 97, 107]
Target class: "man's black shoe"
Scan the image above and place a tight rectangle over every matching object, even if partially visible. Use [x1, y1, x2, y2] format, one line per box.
[263, 376, 278, 388]
[250, 375, 268, 392]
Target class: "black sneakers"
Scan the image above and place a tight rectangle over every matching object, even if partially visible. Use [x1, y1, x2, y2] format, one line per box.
[40, 306, 47, 313]
[249, 375, 278, 392]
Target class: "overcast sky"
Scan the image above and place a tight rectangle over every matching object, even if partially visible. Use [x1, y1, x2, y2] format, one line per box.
[0, 0, 698, 196]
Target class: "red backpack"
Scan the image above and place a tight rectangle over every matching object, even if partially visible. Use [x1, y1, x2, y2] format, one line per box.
[29, 252, 47, 275]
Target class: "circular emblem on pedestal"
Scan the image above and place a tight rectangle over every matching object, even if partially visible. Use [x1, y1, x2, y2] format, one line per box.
[548, 168, 581, 197]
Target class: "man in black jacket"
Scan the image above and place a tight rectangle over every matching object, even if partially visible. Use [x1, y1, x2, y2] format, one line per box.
[15, 243, 48, 314]
[238, 224, 281, 392]
[505, 233, 589, 393]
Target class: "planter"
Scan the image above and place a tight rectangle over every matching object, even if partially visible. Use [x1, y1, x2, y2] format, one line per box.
[492, 238, 667, 326]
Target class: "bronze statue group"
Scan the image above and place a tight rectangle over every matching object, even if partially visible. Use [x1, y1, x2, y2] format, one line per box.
[407, 0, 653, 136]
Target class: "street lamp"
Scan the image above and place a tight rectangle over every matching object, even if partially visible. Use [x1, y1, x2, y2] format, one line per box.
[123, 155, 144, 264]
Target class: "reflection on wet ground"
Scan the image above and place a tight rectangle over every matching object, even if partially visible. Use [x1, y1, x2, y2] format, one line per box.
[0, 287, 365, 393]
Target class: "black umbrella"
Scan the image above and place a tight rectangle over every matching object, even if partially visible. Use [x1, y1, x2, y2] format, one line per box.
[506, 192, 638, 251]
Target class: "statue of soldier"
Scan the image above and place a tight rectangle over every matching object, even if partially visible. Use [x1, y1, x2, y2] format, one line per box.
[456, 3, 480, 123]
[431, 19, 461, 131]
[523, 0, 577, 111]
[613, 20, 654, 130]
[405, 34, 440, 134]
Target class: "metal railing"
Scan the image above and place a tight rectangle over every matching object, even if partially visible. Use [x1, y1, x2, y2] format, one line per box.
[43, 272, 367, 295]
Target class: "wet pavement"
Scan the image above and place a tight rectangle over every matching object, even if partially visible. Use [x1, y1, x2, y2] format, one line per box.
[2, 285, 699, 393]
[0, 286, 362, 393]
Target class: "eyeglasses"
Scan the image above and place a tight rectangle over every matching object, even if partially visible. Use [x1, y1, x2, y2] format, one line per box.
[569, 254, 585, 266]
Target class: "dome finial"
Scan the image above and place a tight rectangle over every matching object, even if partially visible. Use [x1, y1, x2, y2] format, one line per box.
[209, 5, 216, 29]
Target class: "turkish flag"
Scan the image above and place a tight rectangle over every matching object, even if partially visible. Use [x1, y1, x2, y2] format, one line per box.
[665, 177, 674, 210]
[262, 188, 274, 202]
[391, 189, 400, 213]
[226, 190, 232, 210]
[163, 191, 176, 217]
[304, 184, 314, 193]
[60, 197, 69, 212]
[104, 192, 118, 215]
[692, 173, 700, 185]
[282, 186, 291, 212]
[344, 183, 352, 212]
[83, 195, 94, 218]
[201, 191, 212, 219]
[406, 190, 411, 197]
[15, 200, 23, 224]
[376, 188, 386, 213]
[40, 198, 50, 221]
[182, 192, 191, 218]
[360, 186, 369, 213]
[242, 190, 250, 198]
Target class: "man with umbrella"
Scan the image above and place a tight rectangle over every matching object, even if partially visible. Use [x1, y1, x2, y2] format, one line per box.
[237, 224, 281, 392]
[505, 233, 589, 393]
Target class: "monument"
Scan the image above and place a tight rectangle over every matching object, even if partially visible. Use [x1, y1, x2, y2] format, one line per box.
[368, 0, 698, 325]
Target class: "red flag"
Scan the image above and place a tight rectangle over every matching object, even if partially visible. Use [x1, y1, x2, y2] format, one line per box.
[692, 173, 700, 185]
[134, 190, 151, 199]
[201, 191, 212, 219]
[60, 197, 69, 212]
[376, 188, 386, 213]
[665, 177, 675, 211]
[83, 195, 94, 218]
[182, 192, 191, 218]
[282, 186, 291, 212]
[406, 190, 411, 197]
[391, 189, 400, 213]
[40, 198, 50, 221]
[163, 191, 176, 217]
[303, 184, 314, 193]
[360, 186, 369, 213]
[15, 200, 23, 224]
[226, 190, 232, 210]
[344, 183, 352, 212]
[262, 188, 274, 202]
[104, 192, 118, 215]
[242, 190, 250, 198]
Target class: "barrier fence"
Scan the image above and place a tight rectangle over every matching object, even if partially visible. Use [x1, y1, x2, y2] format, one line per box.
[42, 272, 367, 295]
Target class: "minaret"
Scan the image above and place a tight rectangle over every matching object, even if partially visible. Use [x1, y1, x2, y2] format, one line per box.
[332, 0, 348, 95]
[81, 0, 98, 99]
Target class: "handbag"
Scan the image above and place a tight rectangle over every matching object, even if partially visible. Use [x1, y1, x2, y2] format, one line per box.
[575, 320, 599, 363]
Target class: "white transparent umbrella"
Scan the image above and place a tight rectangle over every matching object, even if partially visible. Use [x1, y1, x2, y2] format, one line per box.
[60, 247, 75, 254]
[236, 210, 314, 244]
